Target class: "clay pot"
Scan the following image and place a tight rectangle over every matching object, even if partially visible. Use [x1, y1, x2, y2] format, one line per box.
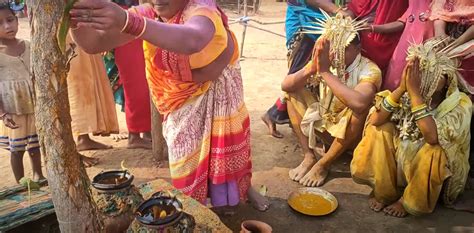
[240, 220, 272, 233]
[129, 192, 195, 233]
[91, 170, 144, 233]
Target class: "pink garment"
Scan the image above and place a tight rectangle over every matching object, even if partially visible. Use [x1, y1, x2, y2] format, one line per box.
[383, 0, 434, 91]
[430, 0, 474, 90]
[430, 0, 474, 23]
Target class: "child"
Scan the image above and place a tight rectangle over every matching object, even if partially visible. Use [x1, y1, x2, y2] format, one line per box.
[0, 3, 45, 183]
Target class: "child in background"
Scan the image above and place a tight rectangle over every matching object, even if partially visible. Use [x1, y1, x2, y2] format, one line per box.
[0, 3, 45, 183]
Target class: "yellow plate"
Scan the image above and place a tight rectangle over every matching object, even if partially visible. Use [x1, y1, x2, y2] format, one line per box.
[287, 187, 338, 216]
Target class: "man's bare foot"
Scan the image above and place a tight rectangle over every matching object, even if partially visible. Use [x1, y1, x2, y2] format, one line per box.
[81, 155, 99, 167]
[383, 198, 407, 218]
[299, 162, 329, 187]
[247, 187, 270, 212]
[289, 152, 316, 182]
[261, 113, 283, 138]
[77, 135, 112, 151]
[128, 133, 152, 149]
[368, 195, 386, 212]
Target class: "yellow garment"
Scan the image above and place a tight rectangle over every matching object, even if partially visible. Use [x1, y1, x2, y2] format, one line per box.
[186, 5, 238, 68]
[0, 40, 34, 115]
[351, 84, 472, 215]
[287, 55, 381, 149]
[139, 3, 239, 114]
[286, 88, 317, 117]
[316, 55, 381, 139]
[66, 34, 119, 136]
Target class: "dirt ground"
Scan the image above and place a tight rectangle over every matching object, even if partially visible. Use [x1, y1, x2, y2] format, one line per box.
[1, 1, 474, 232]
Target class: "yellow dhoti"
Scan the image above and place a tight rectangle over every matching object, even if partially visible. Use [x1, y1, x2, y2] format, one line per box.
[351, 122, 450, 215]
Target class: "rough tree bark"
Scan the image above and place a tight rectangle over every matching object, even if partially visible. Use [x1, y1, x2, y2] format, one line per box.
[27, 1, 103, 232]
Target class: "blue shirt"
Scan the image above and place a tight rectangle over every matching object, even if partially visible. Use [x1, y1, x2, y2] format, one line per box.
[285, 0, 325, 47]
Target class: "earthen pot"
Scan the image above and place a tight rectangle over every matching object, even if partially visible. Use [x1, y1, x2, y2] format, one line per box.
[240, 220, 272, 233]
[91, 170, 144, 233]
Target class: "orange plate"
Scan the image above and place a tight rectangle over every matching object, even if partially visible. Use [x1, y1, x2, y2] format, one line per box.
[287, 187, 338, 216]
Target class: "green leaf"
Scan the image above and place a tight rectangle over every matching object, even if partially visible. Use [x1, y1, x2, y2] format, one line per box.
[19, 177, 40, 191]
[57, 0, 77, 54]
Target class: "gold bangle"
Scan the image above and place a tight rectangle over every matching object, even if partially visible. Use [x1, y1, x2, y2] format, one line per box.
[386, 95, 399, 108]
[120, 10, 130, 33]
[415, 111, 432, 121]
[136, 17, 147, 38]
[411, 103, 427, 113]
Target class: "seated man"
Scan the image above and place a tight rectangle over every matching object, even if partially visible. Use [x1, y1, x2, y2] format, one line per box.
[351, 38, 472, 217]
[282, 14, 382, 187]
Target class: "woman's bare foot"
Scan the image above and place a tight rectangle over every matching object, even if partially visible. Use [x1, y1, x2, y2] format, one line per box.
[299, 162, 329, 187]
[261, 113, 283, 138]
[247, 187, 270, 212]
[112, 133, 128, 142]
[289, 152, 316, 182]
[383, 198, 407, 218]
[77, 135, 112, 151]
[33, 174, 46, 182]
[368, 194, 386, 212]
[143, 132, 152, 142]
[211, 206, 237, 216]
[81, 155, 99, 167]
[128, 133, 152, 149]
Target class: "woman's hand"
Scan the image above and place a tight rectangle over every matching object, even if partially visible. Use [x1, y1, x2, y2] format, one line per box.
[70, 0, 127, 31]
[339, 9, 355, 19]
[406, 58, 422, 97]
[397, 63, 410, 93]
[1, 114, 19, 129]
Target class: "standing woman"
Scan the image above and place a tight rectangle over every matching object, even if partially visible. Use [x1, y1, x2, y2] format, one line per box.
[431, 0, 474, 91]
[383, 0, 434, 91]
[112, 0, 153, 149]
[69, 0, 269, 210]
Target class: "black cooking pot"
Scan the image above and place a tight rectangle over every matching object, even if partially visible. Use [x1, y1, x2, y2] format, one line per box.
[91, 170, 134, 191]
[135, 191, 184, 227]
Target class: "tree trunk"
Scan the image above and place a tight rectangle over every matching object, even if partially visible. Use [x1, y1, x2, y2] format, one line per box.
[151, 100, 167, 161]
[27, 1, 103, 232]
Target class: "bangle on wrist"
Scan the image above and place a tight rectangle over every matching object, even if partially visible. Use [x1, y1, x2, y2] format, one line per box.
[120, 10, 130, 33]
[411, 103, 427, 113]
[136, 18, 147, 38]
[414, 109, 432, 121]
[386, 95, 400, 108]
[122, 11, 146, 37]
[382, 97, 398, 113]
[370, 25, 375, 33]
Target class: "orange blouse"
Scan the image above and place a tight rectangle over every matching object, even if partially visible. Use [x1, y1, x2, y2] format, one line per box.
[133, 4, 238, 115]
